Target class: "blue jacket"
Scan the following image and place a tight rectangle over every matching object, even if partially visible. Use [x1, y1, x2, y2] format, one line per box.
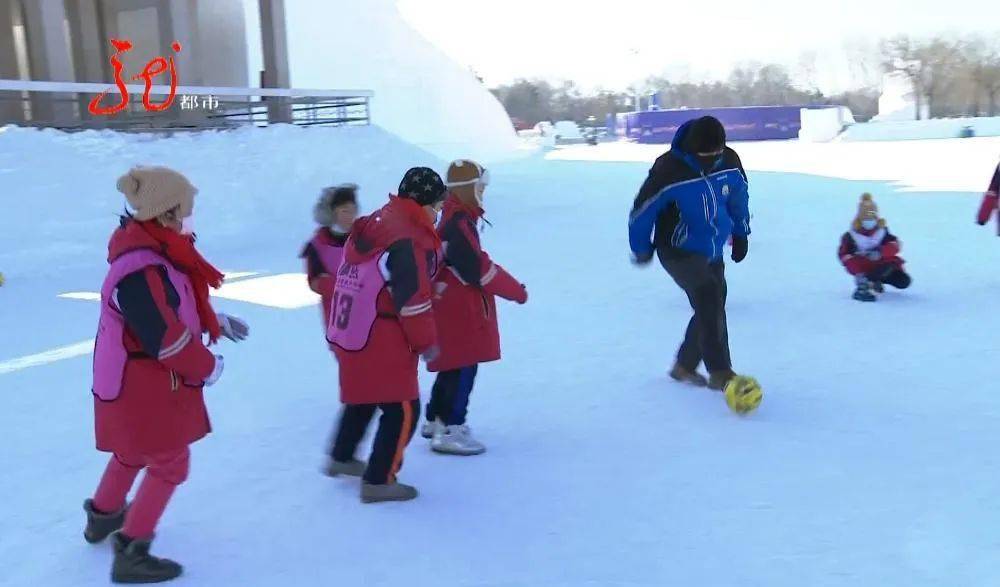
[628, 120, 751, 261]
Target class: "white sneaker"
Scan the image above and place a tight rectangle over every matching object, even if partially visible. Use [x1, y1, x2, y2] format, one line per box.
[431, 424, 486, 456]
[421, 419, 441, 440]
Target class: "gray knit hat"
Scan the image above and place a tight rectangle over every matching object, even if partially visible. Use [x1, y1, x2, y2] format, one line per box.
[116, 165, 197, 221]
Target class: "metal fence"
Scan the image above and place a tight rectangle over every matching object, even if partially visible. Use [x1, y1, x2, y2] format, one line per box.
[0, 80, 372, 132]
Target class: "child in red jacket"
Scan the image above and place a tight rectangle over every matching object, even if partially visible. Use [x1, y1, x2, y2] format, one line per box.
[84, 166, 248, 583]
[975, 160, 999, 234]
[422, 160, 528, 456]
[838, 193, 911, 302]
[324, 167, 446, 503]
[301, 184, 358, 329]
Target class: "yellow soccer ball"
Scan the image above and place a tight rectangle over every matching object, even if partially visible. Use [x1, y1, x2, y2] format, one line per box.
[724, 375, 763, 415]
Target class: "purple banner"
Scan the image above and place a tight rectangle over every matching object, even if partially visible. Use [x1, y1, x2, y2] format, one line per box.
[622, 106, 818, 143]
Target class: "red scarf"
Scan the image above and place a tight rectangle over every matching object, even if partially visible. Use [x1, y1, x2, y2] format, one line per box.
[389, 195, 442, 249]
[137, 220, 224, 343]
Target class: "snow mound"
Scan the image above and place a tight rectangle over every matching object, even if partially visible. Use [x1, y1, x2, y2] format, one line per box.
[799, 107, 855, 143]
[875, 72, 929, 122]
[285, 0, 519, 163]
[0, 124, 444, 280]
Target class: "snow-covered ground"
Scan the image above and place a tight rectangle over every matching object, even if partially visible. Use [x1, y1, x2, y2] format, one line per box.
[841, 117, 1000, 142]
[1, 128, 999, 586]
[549, 136, 1000, 192]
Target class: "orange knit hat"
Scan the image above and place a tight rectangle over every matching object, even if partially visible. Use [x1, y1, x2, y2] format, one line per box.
[852, 193, 885, 231]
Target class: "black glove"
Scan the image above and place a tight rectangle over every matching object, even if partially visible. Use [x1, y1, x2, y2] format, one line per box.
[731, 236, 748, 263]
[631, 251, 654, 266]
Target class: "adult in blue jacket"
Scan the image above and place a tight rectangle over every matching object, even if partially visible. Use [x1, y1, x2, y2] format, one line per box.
[628, 116, 751, 390]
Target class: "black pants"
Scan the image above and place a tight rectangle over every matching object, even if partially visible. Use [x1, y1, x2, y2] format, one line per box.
[426, 365, 479, 426]
[660, 252, 732, 373]
[868, 265, 912, 289]
[331, 400, 420, 485]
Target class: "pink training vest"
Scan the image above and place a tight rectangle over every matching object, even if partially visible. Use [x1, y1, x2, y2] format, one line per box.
[326, 253, 386, 352]
[92, 249, 202, 401]
[311, 235, 345, 277]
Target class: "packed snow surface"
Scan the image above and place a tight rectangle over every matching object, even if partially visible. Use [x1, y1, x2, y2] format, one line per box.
[840, 117, 1000, 142]
[1, 125, 999, 586]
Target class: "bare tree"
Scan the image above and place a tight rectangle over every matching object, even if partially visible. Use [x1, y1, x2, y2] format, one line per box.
[916, 38, 962, 117]
[964, 37, 1000, 116]
[796, 50, 819, 92]
[882, 35, 965, 118]
[983, 59, 1000, 116]
[728, 62, 761, 104]
[881, 36, 926, 119]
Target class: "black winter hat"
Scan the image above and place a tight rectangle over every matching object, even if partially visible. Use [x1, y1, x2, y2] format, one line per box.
[398, 166, 446, 206]
[685, 116, 726, 153]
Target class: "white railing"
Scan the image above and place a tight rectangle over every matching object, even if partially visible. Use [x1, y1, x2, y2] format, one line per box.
[0, 79, 373, 98]
[0, 79, 373, 131]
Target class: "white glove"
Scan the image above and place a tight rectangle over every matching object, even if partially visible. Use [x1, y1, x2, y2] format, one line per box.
[420, 345, 440, 364]
[217, 313, 249, 342]
[866, 249, 882, 261]
[205, 355, 224, 386]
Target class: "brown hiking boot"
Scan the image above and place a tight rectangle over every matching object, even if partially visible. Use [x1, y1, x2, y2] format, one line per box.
[708, 370, 737, 391]
[669, 364, 708, 387]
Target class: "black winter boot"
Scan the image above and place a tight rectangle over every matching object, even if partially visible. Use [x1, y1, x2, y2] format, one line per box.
[853, 276, 877, 302]
[83, 499, 127, 544]
[853, 283, 877, 302]
[111, 533, 183, 584]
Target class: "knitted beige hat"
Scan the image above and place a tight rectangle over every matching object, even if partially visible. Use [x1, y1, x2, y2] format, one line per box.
[116, 165, 197, 221]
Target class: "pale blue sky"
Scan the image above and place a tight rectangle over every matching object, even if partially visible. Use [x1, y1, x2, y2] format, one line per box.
[280, 0, 998, 93]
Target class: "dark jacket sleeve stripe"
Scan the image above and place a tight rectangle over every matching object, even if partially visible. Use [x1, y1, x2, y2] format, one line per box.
[442, 214, 483, 286]
[386, 239, 421, 314]
[116, 267, 175, 358]
[628, 162, 680, 256]
[116, 266, 215, 383]
[385, 238, 437, 352]
[726, 150, 751, 237]
[302, 243, 326, 282]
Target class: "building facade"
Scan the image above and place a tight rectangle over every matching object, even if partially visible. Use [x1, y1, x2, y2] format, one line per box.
[0, 0, 289, 125]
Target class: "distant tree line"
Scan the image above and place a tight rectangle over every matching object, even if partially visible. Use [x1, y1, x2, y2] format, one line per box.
[489, 33, 1000, 126]
[880, 35, 1000, 118]
[490, 71, 878, 127]
[488, 80, 623, 128]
